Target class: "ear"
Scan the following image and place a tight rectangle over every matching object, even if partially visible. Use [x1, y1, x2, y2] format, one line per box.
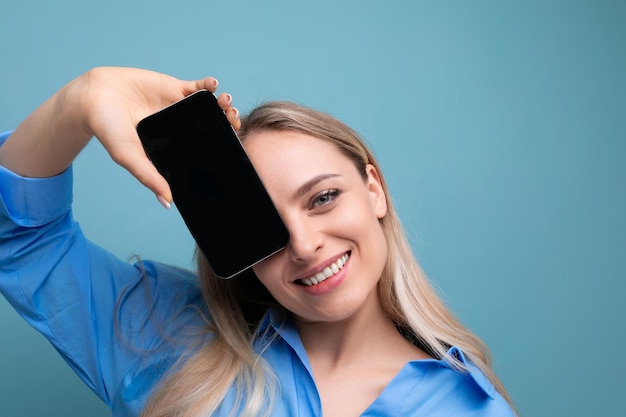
[365, 164, 388, 219]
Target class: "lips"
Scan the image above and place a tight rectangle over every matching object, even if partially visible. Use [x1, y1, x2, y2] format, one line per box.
[297, 253, 350, 286]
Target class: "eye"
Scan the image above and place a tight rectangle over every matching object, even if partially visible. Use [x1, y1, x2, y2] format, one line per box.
[311, 189, 342, 209]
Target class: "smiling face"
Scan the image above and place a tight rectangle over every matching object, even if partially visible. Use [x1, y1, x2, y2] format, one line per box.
[243, 130, 388, 324]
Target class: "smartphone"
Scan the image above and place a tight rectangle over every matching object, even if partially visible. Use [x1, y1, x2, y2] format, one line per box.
[137, 90, 289, 278]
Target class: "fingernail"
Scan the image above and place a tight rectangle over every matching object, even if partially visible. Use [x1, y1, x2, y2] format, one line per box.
[213, 78, 219, 88]
[225, 94, 232, 104]
[157, 195, 171, 209]
[233, 107, 240, 120]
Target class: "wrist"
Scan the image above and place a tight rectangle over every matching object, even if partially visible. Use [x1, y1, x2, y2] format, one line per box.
[53, 73, 94, 142]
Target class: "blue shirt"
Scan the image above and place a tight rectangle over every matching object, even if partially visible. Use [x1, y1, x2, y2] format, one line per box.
[0, 130, 515, 416]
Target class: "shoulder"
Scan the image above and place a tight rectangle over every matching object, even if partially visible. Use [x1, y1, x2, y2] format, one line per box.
[397, 347, 516, 416]
[118, 259, 206, 331]
[110, 260, 212, 415]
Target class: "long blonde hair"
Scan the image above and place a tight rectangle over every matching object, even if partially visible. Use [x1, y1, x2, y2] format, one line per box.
[141, 101, 513, 417]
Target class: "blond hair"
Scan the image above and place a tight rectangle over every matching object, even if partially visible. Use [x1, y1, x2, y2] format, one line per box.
[141, 101, 513, 417]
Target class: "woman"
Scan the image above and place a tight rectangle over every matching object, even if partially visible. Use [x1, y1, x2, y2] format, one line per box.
[0, 67, 515, 416]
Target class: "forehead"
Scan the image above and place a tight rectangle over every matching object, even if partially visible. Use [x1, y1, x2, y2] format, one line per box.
[242, 130, 356, 192]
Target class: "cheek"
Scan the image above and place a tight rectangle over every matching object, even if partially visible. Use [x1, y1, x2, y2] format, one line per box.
[334, 194, 383, 238]
[339, 194, 389, 266]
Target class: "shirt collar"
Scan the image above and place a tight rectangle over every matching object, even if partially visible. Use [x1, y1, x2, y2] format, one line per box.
[257, 308, 315, 375]
[258, 308, 497, 399]
[440, 346, 497, 399]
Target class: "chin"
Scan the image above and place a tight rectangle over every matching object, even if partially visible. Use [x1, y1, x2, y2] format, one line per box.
[293, 294, 376, 325]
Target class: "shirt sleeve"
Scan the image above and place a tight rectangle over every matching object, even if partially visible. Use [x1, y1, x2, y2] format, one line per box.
[0, 130, 207, 412]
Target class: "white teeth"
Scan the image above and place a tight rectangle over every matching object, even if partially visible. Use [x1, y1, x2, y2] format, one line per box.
[299, 253, 350, 287]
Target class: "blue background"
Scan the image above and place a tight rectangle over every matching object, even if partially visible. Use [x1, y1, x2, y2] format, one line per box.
[1, 1, 624, 416]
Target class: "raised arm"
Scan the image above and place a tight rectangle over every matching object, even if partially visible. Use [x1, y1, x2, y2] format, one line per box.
[0, 67, 240, 205]
[0, 68, 242, 412]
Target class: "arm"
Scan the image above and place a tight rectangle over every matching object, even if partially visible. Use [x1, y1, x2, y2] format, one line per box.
[0, 68, 240, 410]
[0, 162, 205, 409]
[0, 67, 240, 204]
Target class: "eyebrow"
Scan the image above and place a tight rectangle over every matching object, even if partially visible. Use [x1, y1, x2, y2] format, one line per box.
[294, 173, 341, 199]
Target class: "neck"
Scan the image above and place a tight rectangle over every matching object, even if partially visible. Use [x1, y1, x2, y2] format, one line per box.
[295, 292, 426, 370]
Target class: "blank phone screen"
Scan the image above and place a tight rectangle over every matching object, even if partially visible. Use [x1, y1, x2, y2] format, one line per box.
[137, 90, 289, 278]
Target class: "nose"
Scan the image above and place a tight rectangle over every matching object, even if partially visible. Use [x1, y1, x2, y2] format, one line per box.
[284, 214, 323, 262]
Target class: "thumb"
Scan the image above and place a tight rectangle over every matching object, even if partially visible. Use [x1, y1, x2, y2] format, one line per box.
[107, 139, 173, 208]
[139, 163, 173, 209]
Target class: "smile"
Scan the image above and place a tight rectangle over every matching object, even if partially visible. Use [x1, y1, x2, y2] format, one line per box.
[298, 253, 350, 286]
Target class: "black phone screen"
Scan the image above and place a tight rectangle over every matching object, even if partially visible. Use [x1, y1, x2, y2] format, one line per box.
[137, 90, 289, 278]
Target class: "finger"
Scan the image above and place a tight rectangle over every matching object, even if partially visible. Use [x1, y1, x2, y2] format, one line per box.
[216, 92, 232, 110]
[225, 107, 241, 131]
[216, 93, 241, 130]
[181, 77, 219, 95]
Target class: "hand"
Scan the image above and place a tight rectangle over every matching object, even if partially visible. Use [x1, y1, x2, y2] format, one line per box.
[80, 67, 241, 204]
[0, 67, 241, 206]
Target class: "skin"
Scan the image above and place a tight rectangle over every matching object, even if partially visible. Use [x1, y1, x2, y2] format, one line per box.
[246, 131, 429, 416]
[0, 67, 240, 202]
[0, 67, 429, 417]
[246, 130, 389, 324]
